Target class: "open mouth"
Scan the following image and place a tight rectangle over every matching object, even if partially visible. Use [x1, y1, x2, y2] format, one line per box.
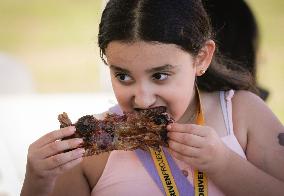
[134, 106, 167, 111]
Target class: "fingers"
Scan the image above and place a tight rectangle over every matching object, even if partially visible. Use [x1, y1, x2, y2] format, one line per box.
[44, 148, 85, 170]
[38, 138, 84, 159]
[33, 126, 76, 148]
[169, 148, 197, 164]
[168, 140, 200, 158]
[167, 123, 208, 161]
[167, 123, 207, 137]
[55, 157, 83, 174]
[167, 123, 207, 148]
[26, 128, 85, 181]
[167, 132, 205, 148]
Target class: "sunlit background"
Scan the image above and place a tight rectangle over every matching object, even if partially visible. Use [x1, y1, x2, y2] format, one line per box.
[0, 0, 283, 195]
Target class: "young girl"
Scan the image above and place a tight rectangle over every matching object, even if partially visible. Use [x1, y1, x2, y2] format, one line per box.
[21, 0, 284, 195]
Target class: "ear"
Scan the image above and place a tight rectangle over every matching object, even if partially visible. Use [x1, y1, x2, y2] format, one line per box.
[194, 40, 215, 76]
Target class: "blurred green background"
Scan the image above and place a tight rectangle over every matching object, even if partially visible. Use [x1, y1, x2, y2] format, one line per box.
[247, 0, 284, 123]
[0, 0, 102, 92]
[0, 0, 283, 123]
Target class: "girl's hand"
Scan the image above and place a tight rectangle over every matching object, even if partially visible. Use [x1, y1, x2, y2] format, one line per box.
[167, 123, 231, 175]
[21, 126, 85, 196]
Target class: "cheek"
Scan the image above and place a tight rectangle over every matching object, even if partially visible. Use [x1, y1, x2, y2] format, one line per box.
[111, 78, 132, 111]
[164, 74, 195, 121]
[166, 85, 193, 121]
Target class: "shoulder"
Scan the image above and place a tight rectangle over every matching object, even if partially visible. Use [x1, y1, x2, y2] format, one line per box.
[231, 90, 263, 126]
[231, 90, 282, 131]
[231, 90, 282, 143]
[232, 90, 284, 180]
[232, 90, 264, 107]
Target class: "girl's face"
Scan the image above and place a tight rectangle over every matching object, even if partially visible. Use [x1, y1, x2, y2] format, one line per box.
[105, 41, 212, 122]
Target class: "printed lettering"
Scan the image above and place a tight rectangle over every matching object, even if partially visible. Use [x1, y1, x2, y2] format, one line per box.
[156, 154, 162, 159]
[198, 171, 203, 179]
[159, 161, 165, 168]
[164, 174, 170, 184]
[161, 167, 167, 172]
[160, 165, 167, 172]
[155, 151, 162, 160]
[166, 180, 172, 185]
[167, 185, 173, 190]
[169, 188, 176, 195]
[155, 149, 162, 155]
[198, 178, 205, 195]
[151, 148, 179, 195]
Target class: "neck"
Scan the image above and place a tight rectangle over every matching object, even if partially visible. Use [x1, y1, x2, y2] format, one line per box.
[177, 87, 198, 124]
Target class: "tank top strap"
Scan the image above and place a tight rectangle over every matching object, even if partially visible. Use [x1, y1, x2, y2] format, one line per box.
[219, 90, 235, 136]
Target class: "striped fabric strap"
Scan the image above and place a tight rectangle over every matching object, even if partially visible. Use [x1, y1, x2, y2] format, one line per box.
[149, 147, 180, 196]
[136, 86, 207, 196]
[194, 87, 208, 196]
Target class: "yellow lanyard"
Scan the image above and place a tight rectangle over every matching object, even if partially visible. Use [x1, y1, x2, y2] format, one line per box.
[150, 87, 208, 196]
[149, 147, 180, 196]
[194, 100, 208, 196]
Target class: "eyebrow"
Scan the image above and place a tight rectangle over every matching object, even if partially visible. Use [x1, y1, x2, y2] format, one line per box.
[146, 64, 176, 73]
[109, 65, 130, 74]
[109, 64, 176, 74]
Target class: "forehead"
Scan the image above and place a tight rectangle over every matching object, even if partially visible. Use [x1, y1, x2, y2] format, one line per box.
[105, 41, 194, 69]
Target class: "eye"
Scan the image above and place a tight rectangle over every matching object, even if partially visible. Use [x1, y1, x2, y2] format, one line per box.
[115, 73, 133, 82]
[152, 73, 169, 81]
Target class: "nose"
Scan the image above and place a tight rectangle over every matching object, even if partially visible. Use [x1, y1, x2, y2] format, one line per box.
[133, 84, 156, 109]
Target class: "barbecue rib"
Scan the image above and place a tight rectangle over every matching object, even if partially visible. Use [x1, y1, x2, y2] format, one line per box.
[58, 106, 173, 156]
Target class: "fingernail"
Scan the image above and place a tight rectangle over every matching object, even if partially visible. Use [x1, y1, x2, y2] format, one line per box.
[75, 138, 83, 145]
[77, 148, 85, 154]
[167, 125, 172, 130]
[69, 126, 76, 133]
